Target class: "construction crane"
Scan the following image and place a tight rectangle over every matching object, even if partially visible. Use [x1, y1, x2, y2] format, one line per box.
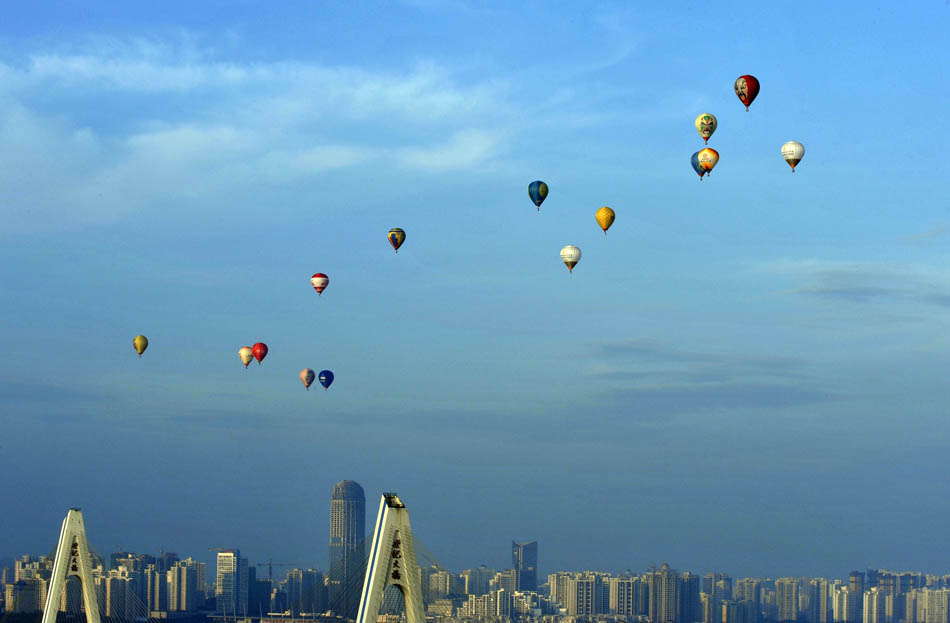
[256, 560, 304, 582]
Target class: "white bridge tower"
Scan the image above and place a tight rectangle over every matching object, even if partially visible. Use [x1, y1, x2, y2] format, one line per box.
[42, 508, 102, 623]
[355, 493, 425, 623]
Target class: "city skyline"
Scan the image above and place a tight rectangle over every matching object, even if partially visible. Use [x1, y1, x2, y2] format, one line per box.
[3, 0, 950, 580]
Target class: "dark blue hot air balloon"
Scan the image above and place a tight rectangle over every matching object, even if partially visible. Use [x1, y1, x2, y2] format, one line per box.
[528, 180, 548, 210]
[690, 151, 705, 180]
[318, 369, 334, 390]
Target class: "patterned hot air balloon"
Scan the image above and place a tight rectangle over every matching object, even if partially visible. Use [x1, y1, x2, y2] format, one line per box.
[691, 151, 706, 180]
[528, 180, 549, 211]
[132, 335, 149, 357]
[781, 141, 805, 172]
[697, 148, 719, 176]
[560, 245, 581, 273]
[310, 273, 329, 295]
[595, 207, 615, 235]
[238, 346, 253, 368]
[388, 228, 406, 253]
[300, 368, 316, 390]
[734, 75, 760, 111]
[251, 342, 268, 365]
[318, 369, 334, 390]
[694, 113, 718, 144]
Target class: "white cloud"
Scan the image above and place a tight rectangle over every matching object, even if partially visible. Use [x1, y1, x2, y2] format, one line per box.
[396, 129, 501, 170]
[0, 41, 515, 231]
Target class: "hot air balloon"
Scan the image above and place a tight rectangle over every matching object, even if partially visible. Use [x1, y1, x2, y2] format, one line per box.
[388, 228, 406, 253]
[300, 368, 316, 390]
[781, 141, 805, 172]
[595, 206, 615, 234]
[691, 151, 706, 179]
[310, 273, 329, 295]
[694, 113, 717, 143]
[734, 75, 760, 111]
[252, 342, 268, 365]
[132, 335, 148, 357]
[318, 369, 334, 390]
[560, 245, 581, 273]
[238, 346, 253, 368]
[528, 180, 548, 211]
[697, 148, 719, 175]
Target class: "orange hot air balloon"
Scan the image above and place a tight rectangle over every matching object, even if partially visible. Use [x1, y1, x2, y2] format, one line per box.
[696, 148, 719, 175]
[251, 342, 268, 365]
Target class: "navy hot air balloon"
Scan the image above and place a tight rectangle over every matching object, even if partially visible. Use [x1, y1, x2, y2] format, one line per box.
[318, 369, 334, 390]
[528, 180, 548, 211]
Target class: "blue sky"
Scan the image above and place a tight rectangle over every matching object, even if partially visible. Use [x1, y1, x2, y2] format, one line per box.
[2, 1, 950, 579]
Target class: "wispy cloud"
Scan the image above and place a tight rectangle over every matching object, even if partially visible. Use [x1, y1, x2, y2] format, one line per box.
[586, 339, 832, 417]
[763, 259, 950, 308]
[0, 40, 516, 232]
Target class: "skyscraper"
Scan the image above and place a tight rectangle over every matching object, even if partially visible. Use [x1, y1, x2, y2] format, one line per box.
[512, 541, 538, 592]
[215, 550, 248, 616]
[329, 480, 365, 620]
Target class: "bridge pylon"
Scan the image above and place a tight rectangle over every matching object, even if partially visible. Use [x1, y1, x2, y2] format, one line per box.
[42, 508, 102, 623]
[355, 493, 425, 623]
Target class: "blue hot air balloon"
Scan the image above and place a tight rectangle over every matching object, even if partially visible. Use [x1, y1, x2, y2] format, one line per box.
[690, 151, 706, 180]
[318, 369, 334, 390]
[528, 180, 548, 210]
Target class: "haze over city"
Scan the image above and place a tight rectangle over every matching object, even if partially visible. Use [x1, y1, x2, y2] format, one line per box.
[3, 0, 950, 584]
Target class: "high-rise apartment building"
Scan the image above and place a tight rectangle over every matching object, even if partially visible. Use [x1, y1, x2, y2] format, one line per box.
[776, 578, 800, 623]
[863, 587, 889, 623]
[565, 573, 600, 616]
[462, 567, 494, 596]
[609, 577, 642, 616]
[215, 550, 248, 616]
[328, 480, 365, 620]
[168, 559, 201, 612]
[512, 541, 538, 592]
[681, 572, 702, 623]
[649, 564, 681, 623]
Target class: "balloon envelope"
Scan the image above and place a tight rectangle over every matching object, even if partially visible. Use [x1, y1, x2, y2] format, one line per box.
[252, 342, 268, 364]
[238, 346, 253, 368]
[694, 113, 717, 143]
[132, 335, 149, 356]
[691, 151, 706, 178]
[528, 180, 549, 209]
[734, 75, 760, 110]
[300, 368, 316, 390]
[595, 206, 615, 233]
[388, 228, 406, 252]
[310, 273, 329, 295]
[318, 369, 334, 390]
[781, 141, 805, 171]
[560, 245, 581, 272]
[697, 147, 719, 173]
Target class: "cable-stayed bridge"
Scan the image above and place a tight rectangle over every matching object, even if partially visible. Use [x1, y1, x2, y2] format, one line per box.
[30, 496, 440, 623]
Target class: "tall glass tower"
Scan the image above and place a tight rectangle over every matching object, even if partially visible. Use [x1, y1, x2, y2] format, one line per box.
[329, 480, 365, 620]
[512, 541, 538, 592]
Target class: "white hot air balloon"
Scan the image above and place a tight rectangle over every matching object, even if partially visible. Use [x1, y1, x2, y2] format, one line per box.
[560, 245, 582, 273]
[781, 141, 805, 172]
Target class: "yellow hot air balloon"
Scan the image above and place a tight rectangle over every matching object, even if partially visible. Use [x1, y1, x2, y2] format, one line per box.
[595, 206, 615, 235]
[697, 147, 719, 175]
[132, 335, 148, 357]
[694, 113, 717, 144]
[238, 346, 253, 369]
